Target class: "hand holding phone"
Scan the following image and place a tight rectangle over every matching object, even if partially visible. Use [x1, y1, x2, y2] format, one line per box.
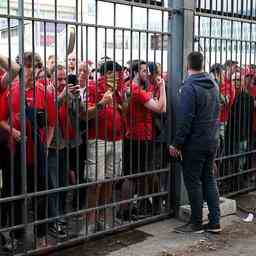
[67, 74, 78, 85]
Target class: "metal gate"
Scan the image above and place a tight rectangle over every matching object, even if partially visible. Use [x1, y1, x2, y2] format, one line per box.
[0, 0, 174, 254]
[194, 0, 256, 197]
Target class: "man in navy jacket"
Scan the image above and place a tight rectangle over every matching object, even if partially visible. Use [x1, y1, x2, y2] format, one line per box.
[169, 52, 221, 234]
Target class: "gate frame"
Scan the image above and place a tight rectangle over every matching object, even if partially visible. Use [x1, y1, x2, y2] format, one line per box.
[168, 0, 196, 213]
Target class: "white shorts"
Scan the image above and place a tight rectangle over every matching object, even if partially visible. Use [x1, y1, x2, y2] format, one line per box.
[84, 139, 122, 181]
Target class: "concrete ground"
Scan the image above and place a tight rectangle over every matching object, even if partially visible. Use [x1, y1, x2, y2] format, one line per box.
[50, 213, 256, 256]
[2, 193, 256, 255]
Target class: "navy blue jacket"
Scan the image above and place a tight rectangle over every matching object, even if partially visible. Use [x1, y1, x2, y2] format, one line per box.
[174, 72, 220, 151]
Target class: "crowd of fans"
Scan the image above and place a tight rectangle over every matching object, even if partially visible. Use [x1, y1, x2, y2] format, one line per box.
[0, 50, 256, 251]
[0, 52, 167, 250]
[210, 61, 256, 174]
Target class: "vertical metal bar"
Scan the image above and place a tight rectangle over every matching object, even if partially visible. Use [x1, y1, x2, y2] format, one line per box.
[112, 2, 117, 227]
[43, 19, 49, 243]
[75, 0, 80, 220]
[128, 4, 133, 220]
[129, 5, 133, 179]
[31, 0, 39, 242]
[64, 22, 70, 238]
[227, 20, 234, 179]
[203, 37, 206, 71]
[95, 0, 99, 224]
[74, 0, 80, 236]
[221, 0, 224, 15]
[137, 31, 141, 175]
[246, 22, 252, 179]
[103, 26, 108, 229]
[161, 10, 166, 213]
[7, 0, 15, 241]
[209, 17, 212, 69]
[54, 0, 60, 230]
[145, 8, 149, 176]
[197, 15, 201, 52]
[80, 0, 84, 60]
[85, 24, 89, 237]
[18, 0, 28, 252]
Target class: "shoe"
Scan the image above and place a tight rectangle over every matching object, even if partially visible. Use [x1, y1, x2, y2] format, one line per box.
[36, 236, 47, 249]
[49, 223, 67, 239]
[96, 220, 112, 231]
[174, 223, 204, 234]
[79, 223, 96, 235]
[3, 238, 18, 252]
[203, 223, 222, 234]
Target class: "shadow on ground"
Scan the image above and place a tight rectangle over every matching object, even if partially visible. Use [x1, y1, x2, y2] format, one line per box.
[49, 229, 152, 256]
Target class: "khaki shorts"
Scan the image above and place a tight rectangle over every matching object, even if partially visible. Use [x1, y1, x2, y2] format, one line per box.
[84, 139, 122, 181]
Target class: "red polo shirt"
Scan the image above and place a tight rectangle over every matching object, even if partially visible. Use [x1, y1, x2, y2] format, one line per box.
[125, 82, 154, 141]
[0, 68, 7, 93]
[87, 77, 123, 141]
[219, 79, 236, 123]
[0, 81, 56, 164]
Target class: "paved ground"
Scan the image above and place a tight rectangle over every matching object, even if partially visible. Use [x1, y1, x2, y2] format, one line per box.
[2, 194, 256, 255]
[50, 213, 256, 256]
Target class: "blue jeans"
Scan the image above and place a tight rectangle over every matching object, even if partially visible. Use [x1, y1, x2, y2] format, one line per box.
[182, 149, 220, 225]
[48, 148, 68, 220]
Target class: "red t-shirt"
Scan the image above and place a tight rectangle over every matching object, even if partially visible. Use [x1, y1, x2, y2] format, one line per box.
[219, 79, 236, 123]
[125, 82, 153, 140]
[0, 68, 7, 94]
[0, 81, 56, 164]
[87, 77, 123, 141]
[247, 85, 256, 134]
[248, 85, 256, 97]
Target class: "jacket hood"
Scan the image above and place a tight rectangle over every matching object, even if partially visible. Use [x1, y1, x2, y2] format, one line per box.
[186, 72, 217, 89]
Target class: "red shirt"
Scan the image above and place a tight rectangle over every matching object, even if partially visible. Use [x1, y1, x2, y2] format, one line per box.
[125, 82, 154, 140]
[248, 85, 256, 97]
[247, 85, 256, 134]
[0, 68, 7, 94]
[219, 79, 236, 123]
[87, 77, 123, 141]
[0, 81, 56, 164]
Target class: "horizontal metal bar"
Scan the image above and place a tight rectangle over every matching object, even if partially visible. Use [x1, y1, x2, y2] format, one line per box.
[97, 0, 173, 12]
[223, 186, 256, 198]
[0, 191, 169, 234]
[15, 213, 172, 256]
[217, 167, 256, 181]
[195, 11, 256, 24]
[0, 168, 170, 203]
[215, 150, 256, 161]
[195, 35, 256, 44]
[0, 14, 171, 35]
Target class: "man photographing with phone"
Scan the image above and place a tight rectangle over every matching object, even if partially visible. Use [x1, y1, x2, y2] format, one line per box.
[47, 64, 82, 238]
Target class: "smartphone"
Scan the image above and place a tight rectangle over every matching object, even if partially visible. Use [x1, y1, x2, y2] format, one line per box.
[67, 74, 78, 85]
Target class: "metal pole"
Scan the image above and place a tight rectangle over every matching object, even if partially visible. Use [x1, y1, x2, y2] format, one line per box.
[18, 0, 28, 251]
[168, 0, 195, 214]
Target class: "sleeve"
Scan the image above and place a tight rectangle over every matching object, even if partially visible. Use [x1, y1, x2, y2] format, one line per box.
[174, 84, 196, 148]
[46, 91, 56, 127]
[87, 85, 96, 107]
[229, 84, 236, 106]
[0, 92, 9, 121]
[0, 72, 7, 94]
[221, 82, 235, 107]
[131, 84, 151, 104]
